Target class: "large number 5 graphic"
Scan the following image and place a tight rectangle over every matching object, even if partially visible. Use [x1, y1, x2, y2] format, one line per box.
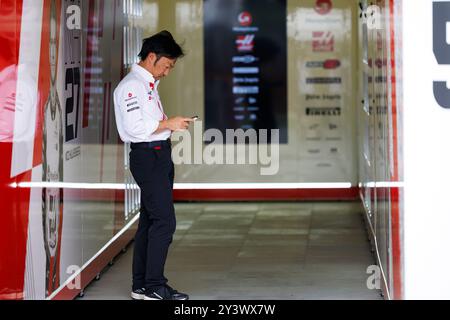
[433, 2, 450, 108]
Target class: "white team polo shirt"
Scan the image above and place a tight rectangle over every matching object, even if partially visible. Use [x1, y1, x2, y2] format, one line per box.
[113, 63, 171, 143]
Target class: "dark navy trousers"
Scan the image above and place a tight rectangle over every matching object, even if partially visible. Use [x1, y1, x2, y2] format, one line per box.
[129, 143, 175, 292]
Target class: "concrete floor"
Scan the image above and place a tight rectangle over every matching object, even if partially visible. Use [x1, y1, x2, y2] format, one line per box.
[80, 201, 382, 300]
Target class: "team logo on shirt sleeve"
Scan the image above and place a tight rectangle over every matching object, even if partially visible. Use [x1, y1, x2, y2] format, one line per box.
[124, 91, 139, 112]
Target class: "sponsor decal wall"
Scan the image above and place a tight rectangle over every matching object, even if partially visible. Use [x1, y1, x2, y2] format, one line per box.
[288, 0, 357, 181]
[161, 0, 359, 184]
[0, 0, 137, 299]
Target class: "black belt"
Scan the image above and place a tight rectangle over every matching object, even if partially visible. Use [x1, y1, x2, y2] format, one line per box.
[130, 139, 171, 150]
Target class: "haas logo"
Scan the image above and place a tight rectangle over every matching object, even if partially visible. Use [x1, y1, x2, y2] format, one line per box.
[236, 35, 255, 52]
[238, 11, 252, 27]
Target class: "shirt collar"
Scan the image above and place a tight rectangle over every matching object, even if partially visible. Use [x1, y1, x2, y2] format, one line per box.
[132, 63, 160, 89]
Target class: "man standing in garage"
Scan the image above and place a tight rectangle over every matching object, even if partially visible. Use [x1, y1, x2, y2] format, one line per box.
[113, 30, 193, 300]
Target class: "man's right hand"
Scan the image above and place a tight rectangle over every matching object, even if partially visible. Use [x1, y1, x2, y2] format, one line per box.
[157, 117, 194, 132]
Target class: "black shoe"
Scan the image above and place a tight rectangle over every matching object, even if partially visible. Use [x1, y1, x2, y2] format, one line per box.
[131, 288, 146, 300]
[144, 285, 189, 300]
[165, 284, 189, 300]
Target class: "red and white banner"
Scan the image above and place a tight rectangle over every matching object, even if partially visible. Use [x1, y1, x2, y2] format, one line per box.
[0, 0, 127, 300]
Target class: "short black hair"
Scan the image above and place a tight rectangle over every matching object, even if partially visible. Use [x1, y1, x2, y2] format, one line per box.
[138, 30, 184, 63]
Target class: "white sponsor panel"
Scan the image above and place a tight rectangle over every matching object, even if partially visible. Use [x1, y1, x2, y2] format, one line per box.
[403, 0, 450, 299]
[292, 0, 355, 182]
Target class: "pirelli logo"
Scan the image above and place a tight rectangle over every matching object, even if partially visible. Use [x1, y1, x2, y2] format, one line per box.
[306, 107, 341, 116]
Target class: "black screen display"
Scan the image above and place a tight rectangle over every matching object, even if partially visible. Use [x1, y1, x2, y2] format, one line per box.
[204, 0, 287, 143]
